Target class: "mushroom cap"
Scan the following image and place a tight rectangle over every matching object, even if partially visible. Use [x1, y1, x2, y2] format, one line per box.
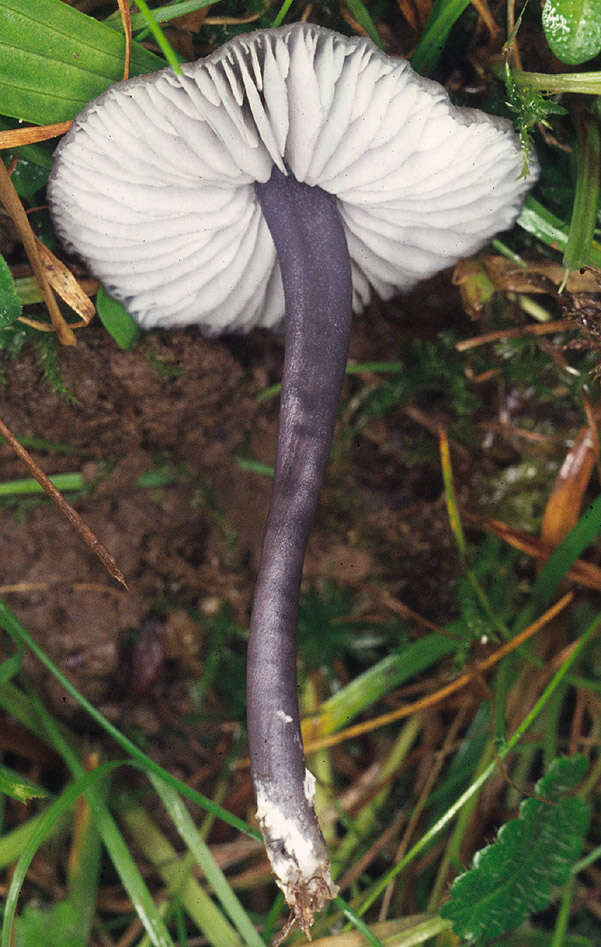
[49, 22, 536, 333]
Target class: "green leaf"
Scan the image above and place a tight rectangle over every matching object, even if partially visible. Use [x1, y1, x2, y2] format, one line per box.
[0, 764, 49, 803]
[543, 0, 601, 65]
[150, 775, 265, 947]
[3, 153, 49, 200]
[518, 195, 601, 269]
[15, 901, 80, 947]
[0, 0, 163, 125]
[96, 285, 140, 350]
[0, 118, 54, 170]
[411, 0, 471, 75]
[441, 755, 589, 942]
[105, 0, 219, 32]
[0, 252, 22, 328]
[563, 114, 601, 270]
[344, 0, 383, 48]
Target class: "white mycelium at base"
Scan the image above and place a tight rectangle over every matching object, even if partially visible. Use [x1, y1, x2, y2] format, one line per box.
[254, 770, 338, 909]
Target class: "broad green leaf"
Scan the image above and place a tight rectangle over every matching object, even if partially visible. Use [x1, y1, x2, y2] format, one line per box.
[543, 0, 601, 65]
[95, 285, 140, 350]
[0, 252, 22, 328]
[3, 154, 49, 199]
[441, 755, 589, 942]
[0, 0, 163, 125]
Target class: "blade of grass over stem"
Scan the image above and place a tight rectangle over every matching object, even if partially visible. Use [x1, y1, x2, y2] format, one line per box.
[355, 606, 601, 918]
[0, 598, 260, 841]
[257, 361, 405, 403]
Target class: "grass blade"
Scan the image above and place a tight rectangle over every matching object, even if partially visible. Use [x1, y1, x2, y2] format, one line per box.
[150, 775, 265, 947]
[411, 0, 471, 74]
[1, 762, 123, 947]
[0, 598, 259, 839]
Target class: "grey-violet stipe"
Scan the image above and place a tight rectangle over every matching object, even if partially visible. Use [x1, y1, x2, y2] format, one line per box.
[48, 20, 538, 937]
[249, 166, 351, 927]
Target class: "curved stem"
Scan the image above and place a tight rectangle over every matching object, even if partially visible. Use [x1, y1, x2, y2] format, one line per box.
[249, 166, 352, 932]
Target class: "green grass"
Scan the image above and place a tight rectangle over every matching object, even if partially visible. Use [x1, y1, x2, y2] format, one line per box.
[1, 1, 601, 945]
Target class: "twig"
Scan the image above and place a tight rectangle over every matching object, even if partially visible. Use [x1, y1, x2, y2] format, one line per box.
[0, 122, 71, 150]
[0, 159, 76, 345]
[0, 416, 127, 589]
[456, 318, 578, 351]
[116, 0, 132, 80]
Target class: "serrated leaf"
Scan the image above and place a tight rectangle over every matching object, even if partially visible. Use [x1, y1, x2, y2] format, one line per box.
[0, 764, 49, 803]
[96, 285, 140, 350]
[15, 900, 82, 947]
[441, 755, 589, 942]
[0, 252, 22, 327]
[542, 0, 601, 65]
[0, 0, 163, 125]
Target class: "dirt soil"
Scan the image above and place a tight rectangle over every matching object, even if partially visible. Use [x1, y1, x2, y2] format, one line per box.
[0, 275, 462, 781]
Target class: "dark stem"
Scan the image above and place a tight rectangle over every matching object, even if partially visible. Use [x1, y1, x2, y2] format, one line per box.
[248, 166, 352, 923]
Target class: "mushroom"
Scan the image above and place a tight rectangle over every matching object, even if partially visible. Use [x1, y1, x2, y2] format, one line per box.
[48, 21, 537, 938]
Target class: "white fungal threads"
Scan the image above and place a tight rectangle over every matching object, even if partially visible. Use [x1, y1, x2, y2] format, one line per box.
[254, 776, 337, 895]
[276, 709, 293, 723]
[304, 768, 316, 803]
